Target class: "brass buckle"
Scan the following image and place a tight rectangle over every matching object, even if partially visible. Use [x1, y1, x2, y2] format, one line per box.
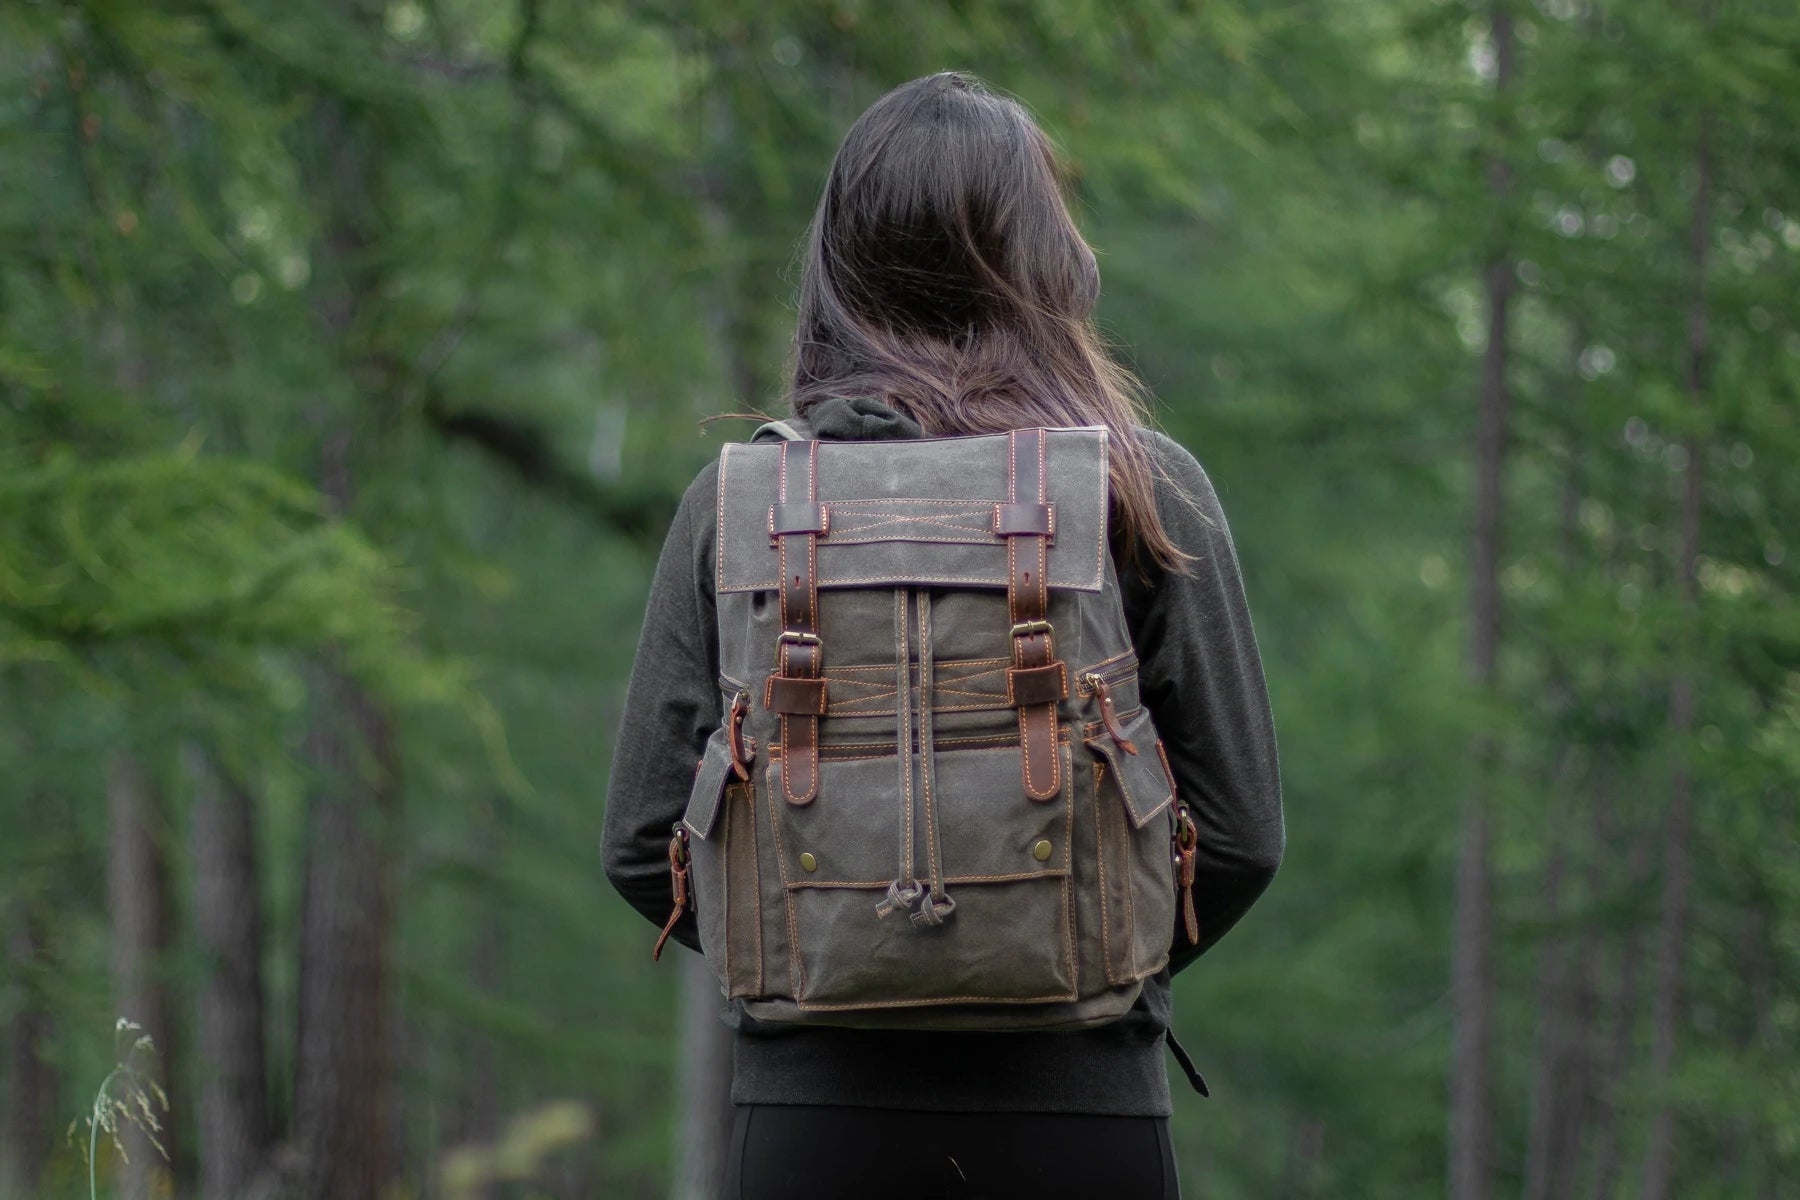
[1009, 620, 1052, 638]
[777, 630, 822, 646]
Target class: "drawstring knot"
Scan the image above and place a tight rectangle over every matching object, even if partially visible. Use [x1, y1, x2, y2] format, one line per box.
[875, 878, 924, 919]
[911, 889, 957, 928]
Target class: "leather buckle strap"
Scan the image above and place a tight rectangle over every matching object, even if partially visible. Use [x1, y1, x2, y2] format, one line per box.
[770, 438, 824, 806]
[1006, 428, 1064, 802]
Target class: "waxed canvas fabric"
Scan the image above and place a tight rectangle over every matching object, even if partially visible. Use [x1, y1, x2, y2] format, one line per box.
[682, 420, 1184, 1031]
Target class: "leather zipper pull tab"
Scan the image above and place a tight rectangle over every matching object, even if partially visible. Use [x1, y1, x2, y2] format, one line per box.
[1088, 674, 1138, 755]
[727, 692, 752, 781]
[653, 826, 690, 961]
[1175, 805, 1199, 945]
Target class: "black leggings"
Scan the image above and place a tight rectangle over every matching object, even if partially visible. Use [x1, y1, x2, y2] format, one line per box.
[722, 1103, 1180, 1200]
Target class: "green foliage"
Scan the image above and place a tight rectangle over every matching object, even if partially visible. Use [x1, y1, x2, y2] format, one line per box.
[1, 0, 1796, 1197]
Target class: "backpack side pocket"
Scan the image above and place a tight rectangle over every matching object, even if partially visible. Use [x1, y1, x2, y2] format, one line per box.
[683, 730, 763, 998]
[1085, 704, 1178, 983]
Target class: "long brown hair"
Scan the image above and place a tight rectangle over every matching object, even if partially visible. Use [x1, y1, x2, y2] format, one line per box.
[786, 71, 1192, 573]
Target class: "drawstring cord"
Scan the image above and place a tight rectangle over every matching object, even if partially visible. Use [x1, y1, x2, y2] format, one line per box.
[875, 588, 955, 928]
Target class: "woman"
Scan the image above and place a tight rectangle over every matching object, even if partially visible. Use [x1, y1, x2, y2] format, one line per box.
[603, 71, 1283, 1200]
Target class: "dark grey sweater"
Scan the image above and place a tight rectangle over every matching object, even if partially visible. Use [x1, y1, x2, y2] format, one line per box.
[601, 399, 1283, 1117]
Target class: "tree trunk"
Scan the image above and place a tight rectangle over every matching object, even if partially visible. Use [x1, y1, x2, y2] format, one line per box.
[286, 653, 399, 1200]
[107, 751, 178, 1200]
[1, 903, 55, 1200]
[1523, 334, 1593, 1200]
[1588, 788, 1649, 1200]
[187, 742, 273, 1200]
[447, 797, 505, 1200]
[673, 954, 736, 1200]
[1638, 94, 1710, 1200]
[1521, 836, 1569, 1200]
[1450, 8, 1514, 1199]
[260, 77, 405, 1199]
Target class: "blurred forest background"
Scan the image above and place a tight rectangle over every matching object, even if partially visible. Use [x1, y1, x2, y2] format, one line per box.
[1, 1, 1796, 1198]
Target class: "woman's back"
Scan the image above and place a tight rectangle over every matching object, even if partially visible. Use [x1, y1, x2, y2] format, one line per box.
[601, 73, 1283, 1200]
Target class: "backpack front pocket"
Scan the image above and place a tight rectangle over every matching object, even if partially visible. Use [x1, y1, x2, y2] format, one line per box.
[767, 734, 1078, 1011]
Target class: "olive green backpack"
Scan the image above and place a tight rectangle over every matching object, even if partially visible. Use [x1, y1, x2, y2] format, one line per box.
[654, 420, 1200, 1041]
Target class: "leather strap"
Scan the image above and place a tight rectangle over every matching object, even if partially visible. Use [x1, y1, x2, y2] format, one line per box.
[652, 826, 689, 962]
[772, 438, 824, 805]
[1002, 429, 1065, 801]
[1166, 1031, 1211, 1098]
[1006, 661, 1068, 708]
[994, 501, 1053, 537]
[764, 676, 827, 715]
[726, 692, 752, 781]
[770, 500, 827, 540]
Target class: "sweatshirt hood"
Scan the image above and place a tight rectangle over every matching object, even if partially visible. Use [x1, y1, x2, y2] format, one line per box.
[752, 396, 923, 443]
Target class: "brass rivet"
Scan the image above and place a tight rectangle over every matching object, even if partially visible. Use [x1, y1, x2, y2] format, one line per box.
[1031, 839, 1053, 862]
[799, 851, 818, 872]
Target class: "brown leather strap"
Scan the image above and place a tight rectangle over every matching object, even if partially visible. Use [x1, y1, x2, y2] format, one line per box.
[1003, 429, 1064, 801]
[652, 827, 690, 961]
[726, 692, 752, 781]
[770, 500, 827, 540]
[994, 500, 1053, 537]
[1176, 804, 1200, 945]
[1006, 661, 1068, 708]
[764, 675, 827, 715]
[772, 438, 824, 805]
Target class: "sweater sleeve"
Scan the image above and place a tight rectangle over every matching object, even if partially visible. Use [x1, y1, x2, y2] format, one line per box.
[600, 462, 721, 955]
[1120, 433, 1285, 977]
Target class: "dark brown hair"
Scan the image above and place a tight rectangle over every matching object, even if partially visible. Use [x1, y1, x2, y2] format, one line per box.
[786, 71, 1191, 573]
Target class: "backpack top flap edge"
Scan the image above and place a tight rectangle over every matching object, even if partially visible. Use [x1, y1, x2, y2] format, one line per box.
[714, 426, 1109, 594]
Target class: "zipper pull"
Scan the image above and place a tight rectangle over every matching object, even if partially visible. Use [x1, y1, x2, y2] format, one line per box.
[727, 692, 752, 781]
[1085, 673, 1138, 755]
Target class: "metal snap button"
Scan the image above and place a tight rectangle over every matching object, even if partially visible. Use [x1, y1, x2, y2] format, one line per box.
[1031, 839, 1053, 862]
[799, 851, 818, 873]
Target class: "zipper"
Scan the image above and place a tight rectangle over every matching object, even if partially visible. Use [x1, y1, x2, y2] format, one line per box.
[1082, 672, 1138, 755]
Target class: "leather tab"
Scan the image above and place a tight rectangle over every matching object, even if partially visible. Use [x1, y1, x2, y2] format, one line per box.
[993, 501, 1053, 537]
[764, 675, 827, 715]
[1091, 674, 1138, 755]
[726, 692, 752, 781]
[652, 827, 690, 961]
[1006, 662, 1068, 708]
[770, 500, 828, 539]
[1176, 805, 1200, 945]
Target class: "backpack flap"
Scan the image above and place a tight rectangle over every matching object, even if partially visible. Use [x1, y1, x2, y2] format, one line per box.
[714, 427, 1110, 594]
[1086, 703, 1176, 830]
[682, 729, 735, 840]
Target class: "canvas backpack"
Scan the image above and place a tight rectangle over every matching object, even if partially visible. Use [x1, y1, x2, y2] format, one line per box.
[653, 420, 1200, 1036]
